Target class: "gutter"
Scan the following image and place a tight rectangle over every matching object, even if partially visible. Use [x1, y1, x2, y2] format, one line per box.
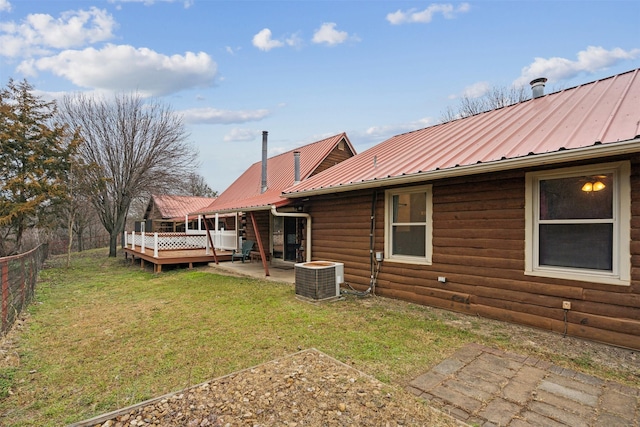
[270, 205, 311, 262]
[284, 138, 640, 199]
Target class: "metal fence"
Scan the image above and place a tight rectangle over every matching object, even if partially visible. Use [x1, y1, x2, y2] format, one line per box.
[0, 243, 49, 334]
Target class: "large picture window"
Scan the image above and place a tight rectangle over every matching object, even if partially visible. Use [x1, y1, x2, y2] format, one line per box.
[525, 162, 630, 285]
[385, 185, 432, 264]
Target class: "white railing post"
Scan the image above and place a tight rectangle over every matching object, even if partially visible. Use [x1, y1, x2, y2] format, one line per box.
[131, 231, 135, 249]
[154, 233, 158, 258]
[205, 231, 210, 254]
[141, 232, 145, 253]
[198, 215, 202, 232]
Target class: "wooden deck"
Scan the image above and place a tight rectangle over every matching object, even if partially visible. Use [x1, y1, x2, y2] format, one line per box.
[123, 246, 232, 273]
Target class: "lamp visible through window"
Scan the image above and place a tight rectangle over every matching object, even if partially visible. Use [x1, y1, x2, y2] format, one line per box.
[581, 180, 606, 192]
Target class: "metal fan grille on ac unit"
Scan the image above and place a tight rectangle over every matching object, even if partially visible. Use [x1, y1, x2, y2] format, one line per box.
[295, 265, 336, 299]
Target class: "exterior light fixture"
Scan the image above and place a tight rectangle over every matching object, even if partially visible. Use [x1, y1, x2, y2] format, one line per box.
[581, 180, 606, 192]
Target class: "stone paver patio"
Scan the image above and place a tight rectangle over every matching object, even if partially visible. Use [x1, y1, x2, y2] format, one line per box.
[407, 343, 639, 427]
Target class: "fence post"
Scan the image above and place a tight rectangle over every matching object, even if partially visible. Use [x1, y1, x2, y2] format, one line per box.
[1, 261, 8, 332]
[20, 257, 26, 311]
[154, 233, 158, 258]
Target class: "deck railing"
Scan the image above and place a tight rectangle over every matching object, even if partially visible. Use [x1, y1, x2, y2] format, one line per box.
[124, 230, 238, 257]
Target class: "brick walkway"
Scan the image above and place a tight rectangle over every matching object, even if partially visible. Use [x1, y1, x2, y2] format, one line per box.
[407, 343, 639, 427]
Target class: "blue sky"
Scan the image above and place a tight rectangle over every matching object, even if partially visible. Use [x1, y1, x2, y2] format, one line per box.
[1, 0, 639, 193]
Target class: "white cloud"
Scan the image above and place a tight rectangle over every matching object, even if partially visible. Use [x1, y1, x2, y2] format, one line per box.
[19, 44, 217, 96]
[364, 117, 434, 139]
[285, 32, 303, 49]
[514, 46, 640, 86]
[251, 28, 302, 51]
[223, 128, 261, 142]
[0, 7, 116, 58]
[461, 81, 490, 98]
[181, 107, 270, 125]
[312, 23, 349, 46]
[108, 0, 193, 7]
[387, 3, 470, 25]
[252, 28, 284, 52]
[0, 0, 11, 12]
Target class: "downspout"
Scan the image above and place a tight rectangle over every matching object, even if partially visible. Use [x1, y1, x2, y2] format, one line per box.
[270, 205, 311, 262]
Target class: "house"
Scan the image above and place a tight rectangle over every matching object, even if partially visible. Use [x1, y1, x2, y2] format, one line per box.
[197, 132, 356, 275]
[141, 194, 217, 233]
[282, 69, 640, 349]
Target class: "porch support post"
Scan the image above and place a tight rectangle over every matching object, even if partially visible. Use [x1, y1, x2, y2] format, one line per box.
[198, 215, 202, 232]
[185, 215, 189, 232]
[131, 231, 135, 250]
[249, 211, 270, 277]
[202, 215, 219, 264]
[141, 232, 145, 254]
[154, 233, 158, 258]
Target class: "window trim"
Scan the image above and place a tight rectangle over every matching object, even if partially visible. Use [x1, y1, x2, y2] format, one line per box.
[525, 161, 630, 286]
[384, 184, 433, 265]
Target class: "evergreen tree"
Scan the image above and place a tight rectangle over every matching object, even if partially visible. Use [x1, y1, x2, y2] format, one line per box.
[0, 79, 80, 256]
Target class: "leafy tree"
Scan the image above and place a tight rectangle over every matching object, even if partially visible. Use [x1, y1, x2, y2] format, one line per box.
[440, 84, 530, 123]
[0, 79, 80, 256]
[58, 92, 198, 257]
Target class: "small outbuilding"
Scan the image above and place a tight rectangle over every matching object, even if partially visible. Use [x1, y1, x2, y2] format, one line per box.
[141, 194, 217, 232]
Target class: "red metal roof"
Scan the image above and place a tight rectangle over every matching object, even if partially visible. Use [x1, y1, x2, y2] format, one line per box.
[147, 194, 217, 220]
[198, 132, 354, 213]
[285, 69, 640, 197]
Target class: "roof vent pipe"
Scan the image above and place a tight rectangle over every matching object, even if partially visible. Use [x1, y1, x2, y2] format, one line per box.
[530, 77, 548, 99]
[261, 131, 268, 193]
[293, 151, 301, 184]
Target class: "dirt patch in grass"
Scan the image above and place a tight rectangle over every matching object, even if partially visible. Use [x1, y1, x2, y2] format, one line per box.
[71, 348, 459, 427]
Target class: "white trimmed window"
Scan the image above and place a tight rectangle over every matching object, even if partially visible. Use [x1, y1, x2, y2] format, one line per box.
[525, 162, 630, 286]
[385, 185, 433, 264]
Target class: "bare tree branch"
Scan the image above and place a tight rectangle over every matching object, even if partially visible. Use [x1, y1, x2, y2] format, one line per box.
[58, 92, 198, 256]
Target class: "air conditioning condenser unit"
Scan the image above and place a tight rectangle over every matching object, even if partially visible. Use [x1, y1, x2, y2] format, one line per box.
[294, 261, 344, 301]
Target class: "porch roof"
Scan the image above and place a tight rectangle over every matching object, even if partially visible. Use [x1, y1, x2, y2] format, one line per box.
[145, 194, 217, 221]
[196, 132, 355, 215]
[284, 68, 640, 198]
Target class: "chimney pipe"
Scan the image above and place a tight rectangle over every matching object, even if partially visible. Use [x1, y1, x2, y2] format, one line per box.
[261, 131, 268, 193]
[293, 151, 301, 184]
[530, 77, 547, 99]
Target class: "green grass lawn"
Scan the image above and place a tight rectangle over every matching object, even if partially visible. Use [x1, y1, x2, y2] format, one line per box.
[0, 249, 634, 426]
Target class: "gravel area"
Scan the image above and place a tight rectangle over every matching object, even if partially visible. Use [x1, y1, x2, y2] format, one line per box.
[71, 349, 460, 427]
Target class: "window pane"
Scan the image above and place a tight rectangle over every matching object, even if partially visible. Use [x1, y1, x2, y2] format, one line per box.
[393, 192, 426, 223]
[539, 223, 613, 271]
[540, 174, 612, 220]
[392, 225, 426, 256]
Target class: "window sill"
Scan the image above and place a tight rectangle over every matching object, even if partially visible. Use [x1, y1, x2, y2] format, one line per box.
[384, 257, 432, 266]
[525, 269, 630, 286]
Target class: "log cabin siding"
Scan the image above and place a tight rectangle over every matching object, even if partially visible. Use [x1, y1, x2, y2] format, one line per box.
[244, 211, 270, 255]
[305, 159, 640, 349]
[311, 145, 356, 177]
